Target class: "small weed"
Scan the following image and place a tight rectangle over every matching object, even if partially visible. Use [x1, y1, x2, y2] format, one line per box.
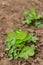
[23, 8, 43, 28]
[5, 29, 38, 60]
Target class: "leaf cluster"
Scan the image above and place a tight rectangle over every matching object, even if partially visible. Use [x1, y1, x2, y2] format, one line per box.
[23, 8, 43, 28]
[5, 29, 38, 60]
[34, 21, 43, 28]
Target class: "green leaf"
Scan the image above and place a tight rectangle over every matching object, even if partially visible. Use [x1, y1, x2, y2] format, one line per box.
[14, 28, 21, 33]
[30, 8, 36, 14]
[19, 45, 35, 59]
[11, 39, 16, 45]
[15, 31, 27, 40]
[37, 14, 43, 19]
[24, 34, 32, 42]
[22, 19, 31, 24]
[5, 42, 11, 51]
[31, 35, 38, 43]
[14, 50, 19, 59]
[9, 47, 14, 54]
[31, 45, 35, 50]
[15, 39, 22, 44]
[35, 21, 43, 28]
[8, 51, 13, 60]
[6, 32, 15, 42]
[25, 34, 38, 43]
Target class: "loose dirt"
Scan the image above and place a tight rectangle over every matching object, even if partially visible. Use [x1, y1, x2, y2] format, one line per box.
[0, 0, 43, 65]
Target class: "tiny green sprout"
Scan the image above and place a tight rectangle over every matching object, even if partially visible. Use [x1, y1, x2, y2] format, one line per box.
[5, 29, 38, 60]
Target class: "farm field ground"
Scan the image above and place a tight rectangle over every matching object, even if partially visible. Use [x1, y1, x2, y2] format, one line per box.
[0, 0, 43, 65]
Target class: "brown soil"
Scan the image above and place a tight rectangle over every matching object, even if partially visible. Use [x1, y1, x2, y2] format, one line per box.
[0, 0, 43, 65]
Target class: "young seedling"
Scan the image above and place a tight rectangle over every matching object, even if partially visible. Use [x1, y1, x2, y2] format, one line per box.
[5, 29, 38, 60]
[23, 8, 43, 28]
